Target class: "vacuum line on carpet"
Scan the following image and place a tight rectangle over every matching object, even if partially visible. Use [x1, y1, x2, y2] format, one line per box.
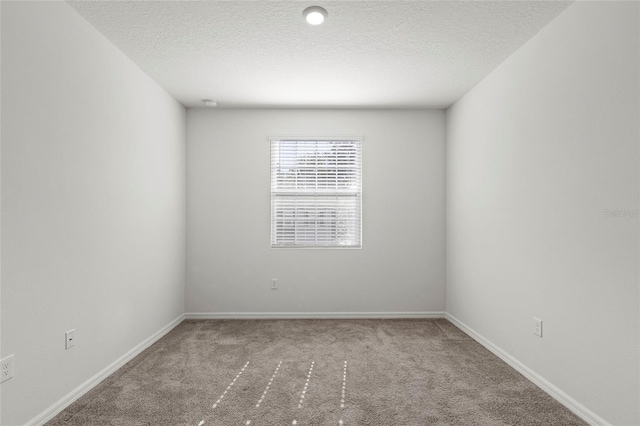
[297, 361, 315, 409]
[292, 360, 315, 425]
[339, 360, 348, 425]
[242, 361, 284, 426]
[198, 361, 251, 425]
[213, 361, 250, 407]
[255, 360, 282, 408]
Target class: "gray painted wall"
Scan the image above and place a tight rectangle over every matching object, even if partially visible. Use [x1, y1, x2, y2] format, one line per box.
[186, 109, 446, 315]
[1, 2, 186, 424]
[446, 2, 639, 424]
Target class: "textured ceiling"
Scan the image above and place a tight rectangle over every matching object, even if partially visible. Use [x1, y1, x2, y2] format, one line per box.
[67, 1, 572, 108]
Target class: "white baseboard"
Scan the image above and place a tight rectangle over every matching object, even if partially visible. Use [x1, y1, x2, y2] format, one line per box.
[185, 311, 446, 320]
[445, 313, 610, 426]
[27, 314, 185, 426]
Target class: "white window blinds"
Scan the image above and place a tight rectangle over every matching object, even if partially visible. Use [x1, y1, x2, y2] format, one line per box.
[270, 138, 362, 248]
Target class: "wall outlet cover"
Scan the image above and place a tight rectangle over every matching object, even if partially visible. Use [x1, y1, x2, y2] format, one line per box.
[534, 317, 543, 337]
[65, 329, 75, 349]
[1, 355, 15, 383]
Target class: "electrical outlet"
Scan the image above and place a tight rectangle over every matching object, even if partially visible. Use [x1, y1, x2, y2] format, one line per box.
[534, 318, 543, 337]
[1, 355, 15, 383]
[271, 278, 278, 290]
[65, 329, 75, 350]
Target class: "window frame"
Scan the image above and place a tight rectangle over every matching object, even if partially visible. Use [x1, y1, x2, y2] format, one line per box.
[269, 136, 363, 249]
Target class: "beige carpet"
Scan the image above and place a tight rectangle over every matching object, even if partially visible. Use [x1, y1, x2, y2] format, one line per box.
[47, 319, 586, 425]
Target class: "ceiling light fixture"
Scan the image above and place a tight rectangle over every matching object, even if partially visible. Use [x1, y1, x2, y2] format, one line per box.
[202, 99, 217, 107]
[303, 6, 328, 25]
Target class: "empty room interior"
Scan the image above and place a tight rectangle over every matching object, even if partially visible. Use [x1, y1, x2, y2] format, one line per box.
[1, 1, 638, 425]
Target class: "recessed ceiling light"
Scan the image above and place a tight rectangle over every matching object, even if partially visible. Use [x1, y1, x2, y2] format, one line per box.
[202, 99, 217, 107]
[303, 6, 328, 25]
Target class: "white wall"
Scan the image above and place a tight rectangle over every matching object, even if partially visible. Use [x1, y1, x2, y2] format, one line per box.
[1, 2, 186, 425]
[186, 109, 445, 315]
[446, 2, 639, 425]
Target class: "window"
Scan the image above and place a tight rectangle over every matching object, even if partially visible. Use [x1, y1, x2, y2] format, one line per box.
[270, 138, 362, 248]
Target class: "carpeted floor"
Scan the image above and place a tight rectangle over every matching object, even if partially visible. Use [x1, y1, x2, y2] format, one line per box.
[47, 319, 586, 425]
